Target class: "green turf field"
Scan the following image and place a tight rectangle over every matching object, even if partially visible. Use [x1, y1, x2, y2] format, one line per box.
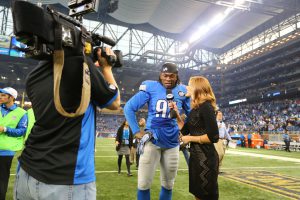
[6, 138, 300, 200]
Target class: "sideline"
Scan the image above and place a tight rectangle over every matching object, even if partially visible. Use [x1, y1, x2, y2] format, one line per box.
[227, 150, 300, 163]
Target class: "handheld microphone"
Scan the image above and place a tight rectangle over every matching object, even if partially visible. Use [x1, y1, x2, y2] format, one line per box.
[166, 89, 177, 119]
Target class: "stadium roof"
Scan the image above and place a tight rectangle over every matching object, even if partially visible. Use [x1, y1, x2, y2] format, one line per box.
[1, 0, 300, 53]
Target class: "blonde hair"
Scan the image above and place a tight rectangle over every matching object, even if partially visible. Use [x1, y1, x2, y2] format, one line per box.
[189, 76, 217, 110]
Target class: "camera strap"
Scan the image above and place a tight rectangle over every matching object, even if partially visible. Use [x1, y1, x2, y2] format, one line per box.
[51, 12, 91, 117]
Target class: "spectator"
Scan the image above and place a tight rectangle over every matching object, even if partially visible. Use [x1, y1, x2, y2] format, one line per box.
[240, 134, 245, 147]
[214, 110, 231, 173]
[179, 113, 190, 166]
[247, 133, 252, 148]
[0, 87, 27, 200]
[283, 131, 291, 152]
[115, 120, 133, 176]
[135, 118, 146, 169]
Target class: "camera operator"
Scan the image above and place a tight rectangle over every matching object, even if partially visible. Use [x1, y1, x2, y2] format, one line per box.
[14, 47, 120, 200]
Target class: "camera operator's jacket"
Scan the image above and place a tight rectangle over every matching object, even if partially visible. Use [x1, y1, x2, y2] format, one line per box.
[0, 105, 27, 152]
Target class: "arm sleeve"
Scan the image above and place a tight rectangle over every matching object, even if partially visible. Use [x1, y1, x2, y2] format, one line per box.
[124, 91, 150, 134]
[6, 113, 28, 137]
[88, 58, 118, 108]
[181, 122, 189, 135]
[116, 127, 122, 142]
[182, 97, 191, 116]
[201, 103, 219, 143]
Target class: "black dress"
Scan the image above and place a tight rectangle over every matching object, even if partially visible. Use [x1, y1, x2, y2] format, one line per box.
[181, 101, 219, 200]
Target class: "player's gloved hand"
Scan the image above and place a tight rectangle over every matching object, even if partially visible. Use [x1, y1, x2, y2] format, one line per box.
[137, 131, 153, 155]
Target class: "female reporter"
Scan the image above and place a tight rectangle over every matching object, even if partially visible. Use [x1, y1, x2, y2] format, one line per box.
[171, 76, 219, 200]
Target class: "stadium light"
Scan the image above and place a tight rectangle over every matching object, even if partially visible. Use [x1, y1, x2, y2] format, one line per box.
[210, 13, 227, 27]
[216, 1, 250, 11]
[186, 6, 235, 47]
[179, 42, 189, 52]
[182, 0, 259, 53]
[189, 25, 210, 43]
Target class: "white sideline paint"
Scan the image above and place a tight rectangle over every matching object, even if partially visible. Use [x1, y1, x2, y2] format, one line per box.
[227, 150, 300, 163]
[10, 166, 300, 176]
[94, 165, 300, 174]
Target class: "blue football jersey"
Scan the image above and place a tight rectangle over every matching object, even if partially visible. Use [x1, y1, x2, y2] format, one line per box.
[124, 80, 190, 148]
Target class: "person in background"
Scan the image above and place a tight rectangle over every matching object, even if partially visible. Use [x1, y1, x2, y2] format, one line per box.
[171, 76, 219, 200]
[130, 138, 137, 166]
[214, 110, 231, 173]
[0, 87, 27, 200]
[115, 120, 133, 176]
[247, 133, 252, 148]
[179, 113, 190, 166]
[240, 134, 245, 147]
[135, 118, 146, 169]
[124, 63, 190, 200]
[283, 130, 291, 152]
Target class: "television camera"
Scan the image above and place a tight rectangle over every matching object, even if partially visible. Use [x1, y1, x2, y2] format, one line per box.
[11, 0, 123, 117]
[12, 0, 123, 67]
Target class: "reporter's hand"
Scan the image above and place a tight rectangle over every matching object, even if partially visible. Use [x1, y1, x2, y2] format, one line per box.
[95, 47, 116, 68]
[181, 136, 190, 144]
[115, 141, 119, 146]
[168, 102, 179, 116]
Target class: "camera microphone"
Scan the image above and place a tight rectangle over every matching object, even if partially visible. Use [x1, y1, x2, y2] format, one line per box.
[92, 33, 116, 47]
[166, 89, 177, 119]
[99, 36, 116, 47]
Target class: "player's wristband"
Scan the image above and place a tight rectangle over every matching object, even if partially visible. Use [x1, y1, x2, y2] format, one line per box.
[3, 127, 7, 132]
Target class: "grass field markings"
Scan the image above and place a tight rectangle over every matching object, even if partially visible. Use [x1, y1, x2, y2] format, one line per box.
[221, 171, 300, 199]
[222, 166, 300, 169]
[221, 175, 299, 200]
[95, 150, 116, 152]
[227, 150, 300, 163]
[95, 168, 189, 174]
[219, 176, 299, 200]
[10, 166, 299, 177]
[95, 145, 115, 147]
[95, 156, 118, 158]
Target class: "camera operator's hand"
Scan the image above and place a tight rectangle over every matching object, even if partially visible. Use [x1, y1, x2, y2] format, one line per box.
[94, 47, 120, 110]
[95, 47, 116, 69]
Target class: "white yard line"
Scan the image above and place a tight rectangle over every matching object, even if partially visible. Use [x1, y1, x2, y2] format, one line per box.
[10, 165, 300, 176]
[94, 165, 300, 174]
[227, 150, 300, 163]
